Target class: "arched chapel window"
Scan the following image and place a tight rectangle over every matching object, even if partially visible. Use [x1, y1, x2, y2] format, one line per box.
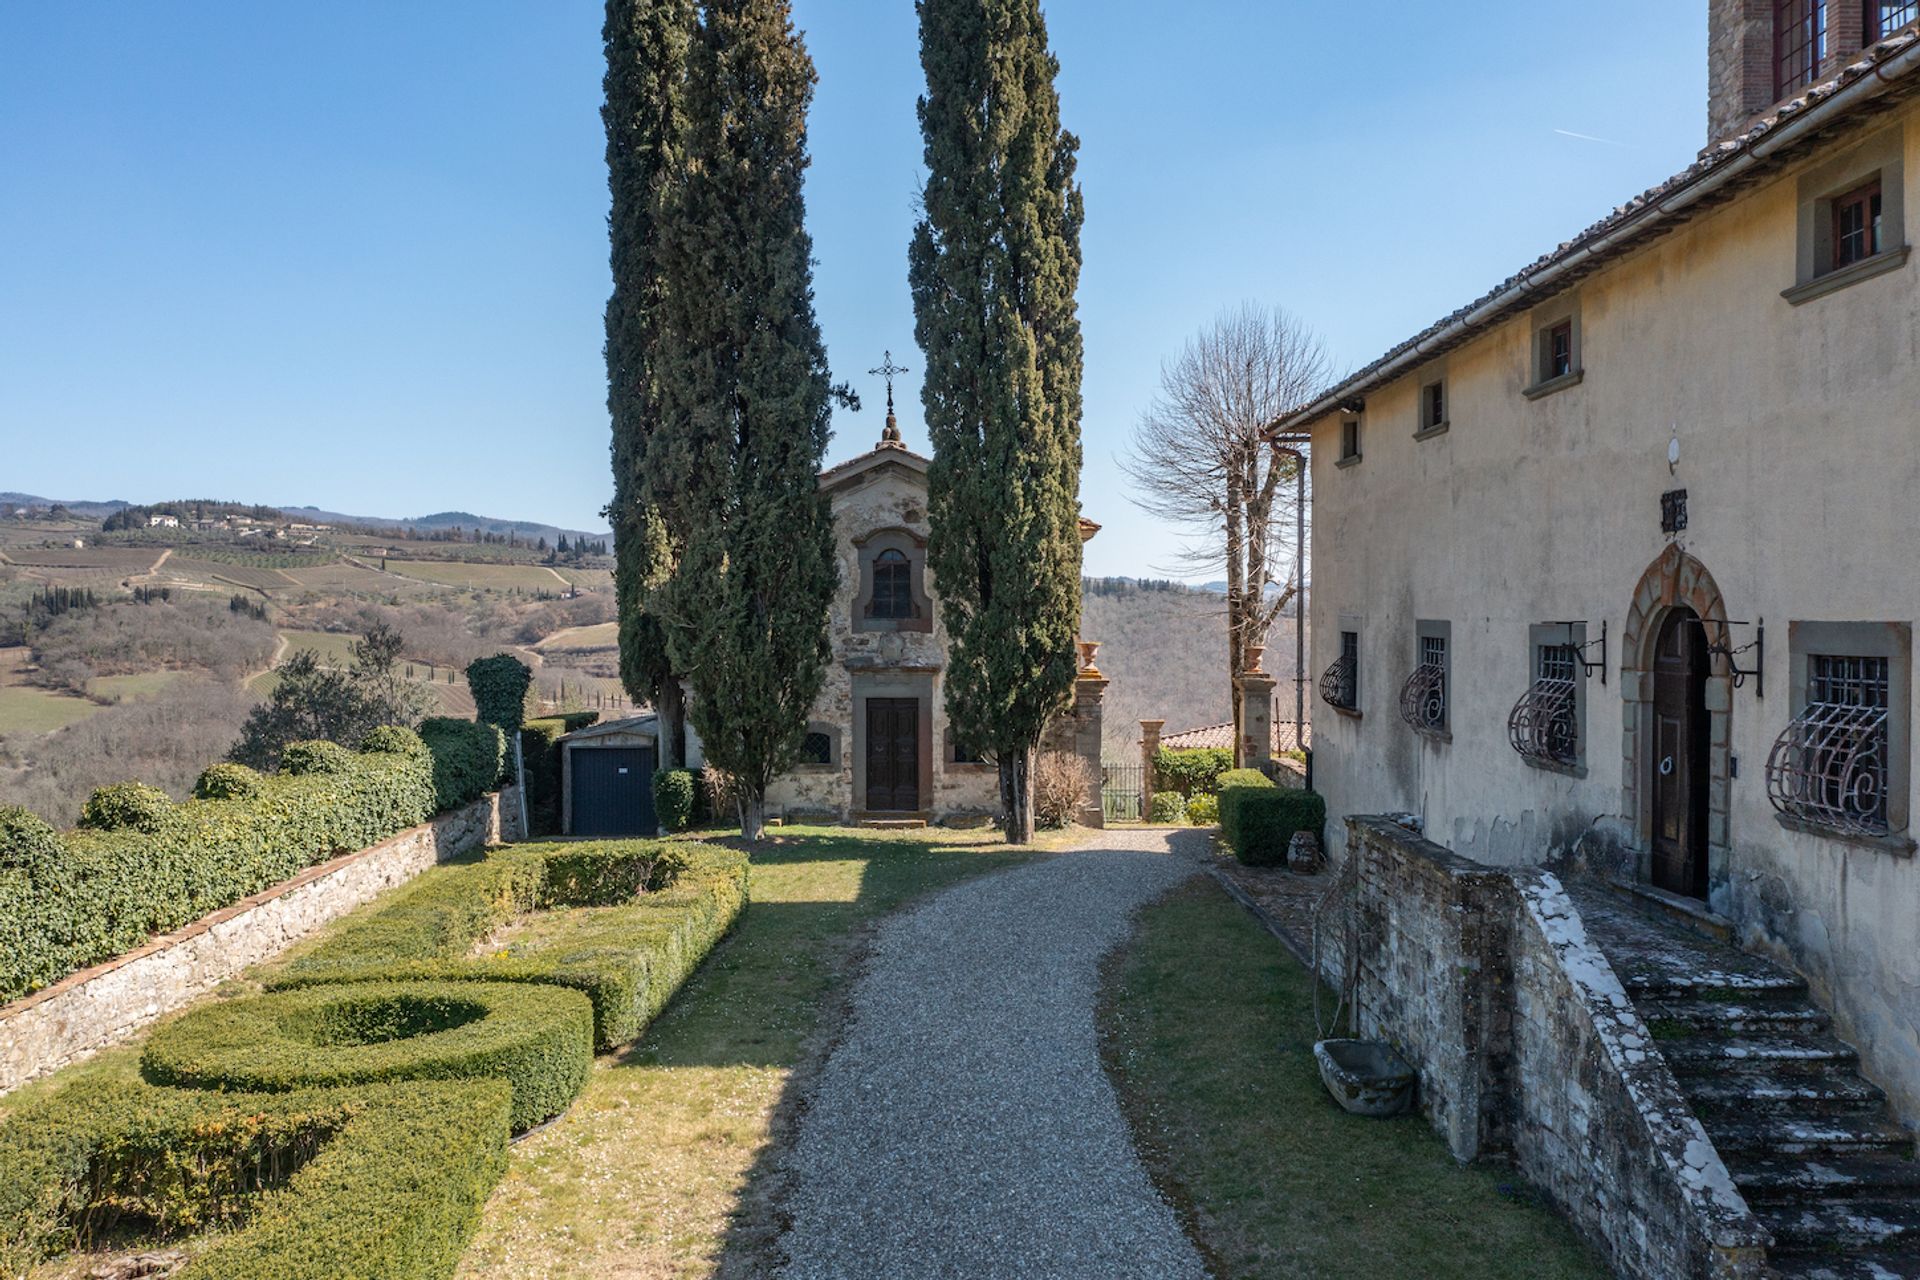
[869, 548, 916, 620]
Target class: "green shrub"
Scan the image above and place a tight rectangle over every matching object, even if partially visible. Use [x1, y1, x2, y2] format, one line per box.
[1221, 787, 1327, 866]
[653, 769, 694, 832]
[0, 742, 437, 1005]
[1217, 767, 1276, 793]
[418, 718, 506, 812]
[271, 842, 749, 1052]
[78, 782, 175, 834]
[0, 1070, 510, 1280]
[1185, 793, 1220, 827]
[142, 980, 593, 1133]
[359, 724, 429, 758]
[466, 654, 533, 737]
[281, 740, 355, 777]
[1148, 791, 1186, 824]
[193, 762, 262, 801]
[1153, 746, 1233, 799]
[519, 712, 599, 835]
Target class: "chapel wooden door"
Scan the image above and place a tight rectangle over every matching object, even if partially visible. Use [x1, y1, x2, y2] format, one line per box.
[1650, 608, 1710, 899]
[865, 698, 920, 812]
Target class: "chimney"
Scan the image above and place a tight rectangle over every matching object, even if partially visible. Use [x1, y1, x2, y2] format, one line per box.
[1707, 0, 1776, 145]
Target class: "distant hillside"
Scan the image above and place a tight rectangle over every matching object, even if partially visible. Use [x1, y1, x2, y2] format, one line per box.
[1080, 577, 1304, 759]
[3, 493, 609, 547]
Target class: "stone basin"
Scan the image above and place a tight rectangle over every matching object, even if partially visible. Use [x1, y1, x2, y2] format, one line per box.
[1314, 1038, 1416, 1118]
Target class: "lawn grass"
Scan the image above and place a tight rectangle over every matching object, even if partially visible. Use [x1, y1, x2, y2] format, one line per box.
[1100, 878, 1606, 1280]
[454, 825, 1059, 1280]
[87, 670, 183, 703]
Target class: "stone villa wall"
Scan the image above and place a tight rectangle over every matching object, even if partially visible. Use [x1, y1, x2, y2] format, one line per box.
[1344, 817, 1768, 1279]
[0, 788, 515, 1096]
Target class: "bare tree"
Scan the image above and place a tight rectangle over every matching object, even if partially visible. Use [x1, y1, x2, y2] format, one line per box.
[1120, 303, 1331, 763]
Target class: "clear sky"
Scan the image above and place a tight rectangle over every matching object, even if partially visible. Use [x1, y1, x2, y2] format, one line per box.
[1, 2, 1704, 576]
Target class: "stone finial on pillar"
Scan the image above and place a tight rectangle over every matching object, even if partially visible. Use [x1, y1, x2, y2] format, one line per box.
[1140, 719, 1165, 820]
[1236, 647, 1277, 772]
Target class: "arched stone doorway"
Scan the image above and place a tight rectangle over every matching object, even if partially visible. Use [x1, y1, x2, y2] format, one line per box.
[1620, 547, 1734, 904]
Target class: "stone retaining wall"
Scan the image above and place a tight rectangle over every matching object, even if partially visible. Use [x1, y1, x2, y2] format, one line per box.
[0, 788, 517, 1096]
[1344, 816, 1768, 1280]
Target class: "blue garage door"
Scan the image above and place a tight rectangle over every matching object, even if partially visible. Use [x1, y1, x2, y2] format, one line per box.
[571, 746, 657, 836]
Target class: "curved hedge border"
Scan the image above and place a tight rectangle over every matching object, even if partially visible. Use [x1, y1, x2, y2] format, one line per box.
[272, 842, 749, 1050]
[0, 1070, 510, 1280]
[143, 981, 593, 1132]
[0, 726, 492, 1004]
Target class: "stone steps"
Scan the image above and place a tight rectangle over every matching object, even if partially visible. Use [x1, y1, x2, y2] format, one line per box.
[1735, 1153, 1920, 1202]
[1565, 881, 1918, 1278]
[1769, 1243, 1920, 1278]
[1687, 1073, 1887, 1120]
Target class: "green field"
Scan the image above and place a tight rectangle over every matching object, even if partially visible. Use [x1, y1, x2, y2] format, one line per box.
[551, 567, 614, 590]
[166, 556, 297, 591]
[282, 561, 441, 596]
[534, 621, 618, 652]
[277, 629, 364, 667]
[87, 670, 184, 702]
[381, 561, 571, 591]
[0, 683, 101, 734]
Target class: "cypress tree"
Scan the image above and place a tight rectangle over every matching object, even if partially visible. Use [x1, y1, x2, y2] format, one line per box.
[650, 0, 840, 840]
[604, 0, 695, 767]
[910, 0, 1085, 842]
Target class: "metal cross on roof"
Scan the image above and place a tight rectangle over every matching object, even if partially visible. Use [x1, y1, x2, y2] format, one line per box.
[869, 350, 909, 416]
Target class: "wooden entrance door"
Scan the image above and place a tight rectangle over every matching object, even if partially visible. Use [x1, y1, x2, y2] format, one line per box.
[865, 697, 920, 812]
[1650, 608, 1710, 899]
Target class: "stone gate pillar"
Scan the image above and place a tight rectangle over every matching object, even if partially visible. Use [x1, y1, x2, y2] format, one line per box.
[1139, 718, 1165, 821]
[1071, 642, 1108, 828]
[1236, 646, 1276, 772]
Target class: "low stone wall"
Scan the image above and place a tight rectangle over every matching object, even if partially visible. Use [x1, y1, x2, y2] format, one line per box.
[1344, 816, 1768, 1280]
[0, 788, 516, 1096]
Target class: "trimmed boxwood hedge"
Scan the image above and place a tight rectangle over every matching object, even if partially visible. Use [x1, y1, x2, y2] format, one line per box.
[142, 980, 592, 1133]
[77, 782, 174, 834]
[1220, 784, 1327, 866]
[272, 842, 748, 1051]
[0, 724, 505, 1005]
[418, 717, 507, 812]
[0, 1069, 510, 1280]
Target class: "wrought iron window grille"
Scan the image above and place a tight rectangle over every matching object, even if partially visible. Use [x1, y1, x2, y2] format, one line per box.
[1320, 653, 1358, 711]
[1766, 701, 1899, 837]
[1538, 620, 1607, 684]
[1690, 618, 1765, 697]
[1509, 670, 1579, 767]
[1399, 661, 1447, 734]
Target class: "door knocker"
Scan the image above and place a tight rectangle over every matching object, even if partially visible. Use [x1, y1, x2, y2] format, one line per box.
[1659, 755, 1674, 777]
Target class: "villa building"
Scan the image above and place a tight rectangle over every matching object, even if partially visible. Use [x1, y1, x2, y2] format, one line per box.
[1282, 5, 1920, 1274]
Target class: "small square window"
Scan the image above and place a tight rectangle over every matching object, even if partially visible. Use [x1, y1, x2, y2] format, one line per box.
[1339, 418, 1361, 462]
[1831, 179, 1883, 271]
[1421, 381, 1446, 431]
[800, 730, 834, 766]
[1546, 322, 1574, 380]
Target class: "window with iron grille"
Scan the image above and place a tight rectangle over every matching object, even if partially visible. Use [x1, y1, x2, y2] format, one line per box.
[1321, 630, 1360, 711]
[1831, 179, 1883, 269]
[1401, 631, 1449, 734]
[1510, 643, 1580, 767]
[1867, 1, 1920, 39]
[1767, 653, 1893, 834]
[800, 731, 834, 766]
[1776, 0, 1827, 100]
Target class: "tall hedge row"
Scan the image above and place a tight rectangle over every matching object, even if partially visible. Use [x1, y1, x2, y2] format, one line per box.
[0, 728, 462, 1004]
[418, 717, 507, 812]
[519, 712, 600, 835]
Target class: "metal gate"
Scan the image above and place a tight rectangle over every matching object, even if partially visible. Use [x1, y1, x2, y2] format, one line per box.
[570, 746, 657, 837]
[1102, 760, 1144, 823]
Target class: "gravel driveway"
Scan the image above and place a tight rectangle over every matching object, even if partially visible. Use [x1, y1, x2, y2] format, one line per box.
[777, 832, 1207, 1279]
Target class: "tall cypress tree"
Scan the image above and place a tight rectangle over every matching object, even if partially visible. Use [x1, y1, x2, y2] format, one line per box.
[604, 0, 694, 766]
[911, 0, 1085, 842]
[650, 0, 839, 840]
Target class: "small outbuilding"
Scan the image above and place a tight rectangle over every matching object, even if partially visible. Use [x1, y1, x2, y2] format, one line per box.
[558, 714, 704, 837]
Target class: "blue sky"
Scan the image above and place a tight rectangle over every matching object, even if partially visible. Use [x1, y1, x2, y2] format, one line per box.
[1, 2, 1703, 577]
